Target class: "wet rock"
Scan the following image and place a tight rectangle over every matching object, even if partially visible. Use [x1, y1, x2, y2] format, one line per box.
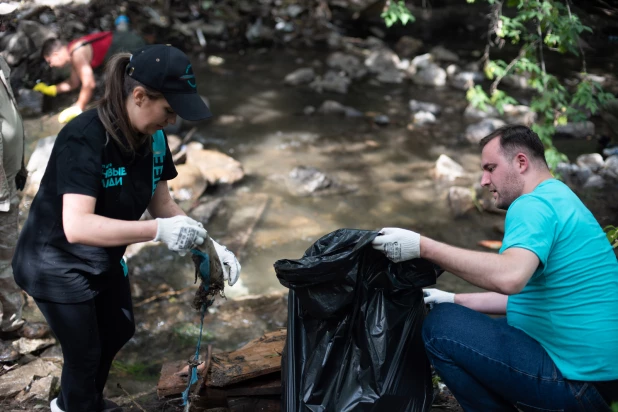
[448, 186, 475, 218]
[465, 119, 506, 144]
[326, 52, 366, 79]
[411, 63, 447, 87]
[412, 111, 436, 125]
[200, 20, 226, 37]
[576, 153, 604, 173]
[410, 53, 434, 71]
[15, 374, 57, 404]
[284, 67, 315, 86]
[0, 358, 61, 399]
[583, 175, 605, 189]
[0, 339, 19, 363]
[373, 114, 390, 126]
[394, 36, 424, 59]
[40, 344, 63, 362]
[435, 155, 465, 182]
[189, 198, 223, 225]
[24, 135, 56, 198]
[603, 147, 618, 157]
[185, 143, 245, 185]
[364, 49, 401, 78]
[168, 164, 207, 202]
[463, 104, 499, 121]
[430, 45, 459, 63]
[602, 155, 618, 180]
[286, 166, 356, 197]
[303, 105, 316, 115]
[409, 100, 441, 115]
[16, 89, 44, 116]
[246, 18, 274, 44]
[502, 104, 537, 126]
[17, 322, 51, 339]
[502, 73, 532, 90]
[555, 121, 595, 139]
[309, 70, 351, 94]
[12, 337, 56, 355]
[317, 100, 361, 117]
[449, 71, 483, 91]
[376, 69, 405, 84]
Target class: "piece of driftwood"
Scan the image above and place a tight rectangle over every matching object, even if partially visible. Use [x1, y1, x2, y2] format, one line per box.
[206, 329, 285, 388]
[157, 329, 286, 399]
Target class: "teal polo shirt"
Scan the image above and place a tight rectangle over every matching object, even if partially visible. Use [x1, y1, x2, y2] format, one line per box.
[501, 179, 618, 381]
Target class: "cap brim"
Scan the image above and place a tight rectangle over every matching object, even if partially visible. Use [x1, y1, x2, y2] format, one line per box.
[164, 93, 212, 122]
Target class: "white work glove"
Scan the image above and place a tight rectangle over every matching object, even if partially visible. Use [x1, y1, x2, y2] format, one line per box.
[423, 288, 455, 307]
[371, 227, 421, 263]
[154, 216, 206, 256]
[211, 239, 241, 287]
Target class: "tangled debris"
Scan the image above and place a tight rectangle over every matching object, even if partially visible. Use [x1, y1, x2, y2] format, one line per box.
[190, 235, 225, 311]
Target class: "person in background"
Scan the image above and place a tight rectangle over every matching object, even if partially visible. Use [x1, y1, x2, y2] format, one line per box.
[0, 3, 29, 364]
[372, 125, 618, 411]
[34, 28, 145, 123]
[13, 44, 241, 412]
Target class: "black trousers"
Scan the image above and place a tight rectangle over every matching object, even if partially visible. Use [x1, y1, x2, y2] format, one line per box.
[35, 276, 135, 412]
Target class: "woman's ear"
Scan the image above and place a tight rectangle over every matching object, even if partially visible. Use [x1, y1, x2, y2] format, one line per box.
[132, 87, 146, 107]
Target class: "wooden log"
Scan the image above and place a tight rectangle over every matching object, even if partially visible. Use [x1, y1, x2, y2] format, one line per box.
[206, 329, 285, 388]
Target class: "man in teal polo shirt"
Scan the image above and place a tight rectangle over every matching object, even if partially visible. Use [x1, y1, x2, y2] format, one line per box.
[372, 125, 618, 411]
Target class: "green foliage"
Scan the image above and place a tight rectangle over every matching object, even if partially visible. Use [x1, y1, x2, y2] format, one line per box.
[604, 226, 618, 249]
[111, 360, 158, 380]
[466, 0, 616, 170]
[612, 402, 618, 412]
[381, 1, 415, 27]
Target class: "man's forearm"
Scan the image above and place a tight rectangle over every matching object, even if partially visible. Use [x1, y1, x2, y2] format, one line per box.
[75, 84, 94, 110]
[420, 237, 522, 295]
[455, 292, 508, 315]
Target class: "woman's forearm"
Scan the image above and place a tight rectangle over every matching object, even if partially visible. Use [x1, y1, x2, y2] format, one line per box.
[64, 213, 158, 247]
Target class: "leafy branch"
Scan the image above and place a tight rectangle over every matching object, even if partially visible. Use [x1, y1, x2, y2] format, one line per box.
[381, 0, 415, 27]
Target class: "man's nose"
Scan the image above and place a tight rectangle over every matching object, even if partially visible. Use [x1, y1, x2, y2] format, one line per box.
[168, 114, 177, 125]
[480, 171, 490, 187]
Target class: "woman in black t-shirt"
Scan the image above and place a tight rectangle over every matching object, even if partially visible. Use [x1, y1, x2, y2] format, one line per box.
[12, 45, 241, 412]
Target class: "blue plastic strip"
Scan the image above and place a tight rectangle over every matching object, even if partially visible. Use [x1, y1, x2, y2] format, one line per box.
[181, 248, 212, 406]
[120, 258, 128, 277]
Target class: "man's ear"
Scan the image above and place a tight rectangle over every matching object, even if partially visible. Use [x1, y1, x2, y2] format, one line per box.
[515, 152, 529, 173]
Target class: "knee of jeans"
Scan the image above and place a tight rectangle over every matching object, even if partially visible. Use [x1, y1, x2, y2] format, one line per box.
[422, 303, 459, 349]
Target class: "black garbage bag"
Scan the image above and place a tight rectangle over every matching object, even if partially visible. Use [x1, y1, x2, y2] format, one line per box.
[274, 229, 442, 412]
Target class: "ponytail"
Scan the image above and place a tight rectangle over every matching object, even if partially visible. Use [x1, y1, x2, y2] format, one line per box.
[97, 53, 163, 154]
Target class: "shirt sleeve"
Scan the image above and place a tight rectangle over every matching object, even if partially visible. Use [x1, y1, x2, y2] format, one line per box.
[160, 133, 178, 181]
[56, 131, 102, 198]
[500, 195, 556, 269]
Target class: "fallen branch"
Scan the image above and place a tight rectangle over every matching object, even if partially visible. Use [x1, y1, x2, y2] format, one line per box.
[134, 286, 193, 308]
[116, 383, 147, 412]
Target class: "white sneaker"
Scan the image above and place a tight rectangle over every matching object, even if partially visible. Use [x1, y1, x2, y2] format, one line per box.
[50, 398, 64, 412]
[50, 397, 123, 412]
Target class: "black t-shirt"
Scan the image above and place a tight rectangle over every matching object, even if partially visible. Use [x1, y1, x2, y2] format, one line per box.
[12, 109, 177, 303]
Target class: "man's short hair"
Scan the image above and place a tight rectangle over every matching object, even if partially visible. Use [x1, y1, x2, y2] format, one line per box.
[41, 38, 64, 59]
[479, 125, 548, 167]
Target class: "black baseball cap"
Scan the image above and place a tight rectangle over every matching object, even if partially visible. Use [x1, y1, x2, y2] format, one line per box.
[126, 44, 212, 121]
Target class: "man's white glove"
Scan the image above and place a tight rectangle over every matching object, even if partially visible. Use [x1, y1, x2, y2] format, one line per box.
[423, 288, 455, 306]
[211, 240, 241, 287]
[371, 227, 421, 263]
[154, 216, 206, 256]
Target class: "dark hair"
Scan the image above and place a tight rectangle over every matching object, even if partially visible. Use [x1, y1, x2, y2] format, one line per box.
[96, 53, 163, 154]
[479, 125, 548, 168]
[41, 38, 64, 59]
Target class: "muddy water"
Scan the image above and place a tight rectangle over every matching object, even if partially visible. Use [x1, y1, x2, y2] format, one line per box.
[18, 48, 601, 401]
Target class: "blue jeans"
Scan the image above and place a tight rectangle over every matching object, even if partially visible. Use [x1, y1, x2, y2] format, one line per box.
[422, 303, 610, 412]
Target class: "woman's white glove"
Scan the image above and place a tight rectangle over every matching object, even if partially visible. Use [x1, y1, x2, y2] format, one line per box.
[154, 216, 206, 256]
[212, 240, 241, 287]
[423, 288, 455, 307]
[371, 227, 421, 262]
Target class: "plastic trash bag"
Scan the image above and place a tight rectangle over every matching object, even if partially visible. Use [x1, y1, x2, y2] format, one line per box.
[274, 229, 442, 412]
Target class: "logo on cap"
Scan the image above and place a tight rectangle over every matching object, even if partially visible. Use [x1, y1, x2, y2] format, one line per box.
[180, 64, 196, 88]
